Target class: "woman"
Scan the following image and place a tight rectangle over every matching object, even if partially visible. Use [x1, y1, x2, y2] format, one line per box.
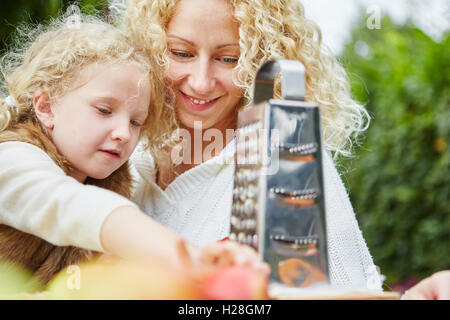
[118, 0, 381, 290]
[0, 0, 380, 291]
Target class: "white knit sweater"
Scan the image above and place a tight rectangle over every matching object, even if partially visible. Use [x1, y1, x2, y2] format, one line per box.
[0, 140, 382, 290]
[130, 141, 382, 290]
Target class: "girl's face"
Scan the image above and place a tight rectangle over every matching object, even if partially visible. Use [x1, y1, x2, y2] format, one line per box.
[47, 62, 150, 182]
[166, 0, 243, 131]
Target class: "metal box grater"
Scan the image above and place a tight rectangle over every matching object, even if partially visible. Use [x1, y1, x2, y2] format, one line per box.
[229, 60, 330, 288]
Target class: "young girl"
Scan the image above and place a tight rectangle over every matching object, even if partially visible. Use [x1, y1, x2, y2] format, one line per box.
[0, 11, 268, 290]
[0, 14, 155, 286]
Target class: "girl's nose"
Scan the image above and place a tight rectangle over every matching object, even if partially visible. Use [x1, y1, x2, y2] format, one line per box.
[111, 120, 131, 143]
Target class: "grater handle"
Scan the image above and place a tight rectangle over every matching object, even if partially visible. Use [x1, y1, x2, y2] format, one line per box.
[254, 60, 306, 104]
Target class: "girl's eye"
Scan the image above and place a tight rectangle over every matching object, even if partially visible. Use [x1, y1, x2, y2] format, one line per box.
[130, 120, 142, 127]
[171, 50, 194, 59]
[97, 107, 111, 115]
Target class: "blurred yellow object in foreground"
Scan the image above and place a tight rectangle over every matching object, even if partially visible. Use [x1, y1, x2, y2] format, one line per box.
[0, 259, 44, 298]
[45, 257, 201, 300]
[1, 253, 271, 300]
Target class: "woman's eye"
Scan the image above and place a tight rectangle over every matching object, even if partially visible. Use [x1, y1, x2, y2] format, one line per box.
[218, 57, 239, 64]
[171, 51, 193, 58]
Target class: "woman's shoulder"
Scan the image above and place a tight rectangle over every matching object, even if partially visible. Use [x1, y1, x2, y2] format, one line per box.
[321, 148, 356, 222]
[322, 149, 341, 183]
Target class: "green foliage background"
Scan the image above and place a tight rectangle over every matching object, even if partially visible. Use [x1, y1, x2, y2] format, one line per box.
[0, 0, 108, 53]
[0, 2, 448, 288]
[340, 15, 450, 285]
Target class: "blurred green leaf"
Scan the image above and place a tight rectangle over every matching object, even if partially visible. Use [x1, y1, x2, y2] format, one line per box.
[0, 1, 109, 52]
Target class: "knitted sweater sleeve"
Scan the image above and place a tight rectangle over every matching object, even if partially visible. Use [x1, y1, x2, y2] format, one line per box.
[322, 150, 382, 291]
[0, 141, 137, 252]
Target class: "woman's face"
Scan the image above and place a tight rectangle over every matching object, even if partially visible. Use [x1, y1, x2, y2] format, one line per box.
[166, 0, 243, 131]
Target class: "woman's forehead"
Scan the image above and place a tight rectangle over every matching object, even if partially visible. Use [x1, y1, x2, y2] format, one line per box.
[168, 0, 239, 42]
[170, 0, 235, 28]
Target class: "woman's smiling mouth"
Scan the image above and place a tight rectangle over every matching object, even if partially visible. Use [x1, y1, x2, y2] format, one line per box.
[181, 91, 220, 111]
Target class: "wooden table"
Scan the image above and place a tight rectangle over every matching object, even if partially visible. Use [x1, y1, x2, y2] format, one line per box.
[269, 284, 400, 300]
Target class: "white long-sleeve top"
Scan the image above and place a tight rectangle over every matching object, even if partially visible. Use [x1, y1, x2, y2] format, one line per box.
[0, 141, 137, 252]
[130, 141, 382, 290]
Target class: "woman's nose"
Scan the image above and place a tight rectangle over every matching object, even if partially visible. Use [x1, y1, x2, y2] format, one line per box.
[187, 58, 216, 94]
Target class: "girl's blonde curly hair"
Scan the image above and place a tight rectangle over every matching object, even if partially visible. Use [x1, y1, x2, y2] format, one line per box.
[0, 10, 173, 151]
[114, 0, 369, 157]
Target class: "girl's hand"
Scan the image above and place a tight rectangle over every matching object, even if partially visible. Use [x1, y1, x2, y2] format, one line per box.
[176, 239, 271, 276]
[176, 239, 271, 299]
[200, 241, 270, 274]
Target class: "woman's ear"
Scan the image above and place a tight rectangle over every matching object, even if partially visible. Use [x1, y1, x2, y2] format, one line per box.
[33, 92, 54, 130]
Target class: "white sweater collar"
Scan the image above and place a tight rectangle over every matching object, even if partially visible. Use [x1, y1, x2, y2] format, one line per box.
[130, 139, 236, 201]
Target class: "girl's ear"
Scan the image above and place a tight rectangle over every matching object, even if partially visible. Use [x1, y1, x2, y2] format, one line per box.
[33, 92, 54, 130]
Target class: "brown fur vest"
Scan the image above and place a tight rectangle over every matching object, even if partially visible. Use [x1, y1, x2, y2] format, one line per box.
[0, 120, 133, 288]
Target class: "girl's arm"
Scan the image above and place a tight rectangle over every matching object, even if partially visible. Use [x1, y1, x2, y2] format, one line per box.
[0, 141, 133, 251]
[0, 141, 198, 266]
[101, 207, 270, 273]
[101, 205, 200, 267]
[0, 141, 265, 271]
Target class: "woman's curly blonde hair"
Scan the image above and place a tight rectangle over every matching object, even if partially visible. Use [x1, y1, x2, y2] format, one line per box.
[0, 10, 173, 151]
[114, 0, 369, 157]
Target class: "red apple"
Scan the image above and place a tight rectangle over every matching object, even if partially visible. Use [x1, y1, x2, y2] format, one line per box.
[200, 265, 270, 300]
